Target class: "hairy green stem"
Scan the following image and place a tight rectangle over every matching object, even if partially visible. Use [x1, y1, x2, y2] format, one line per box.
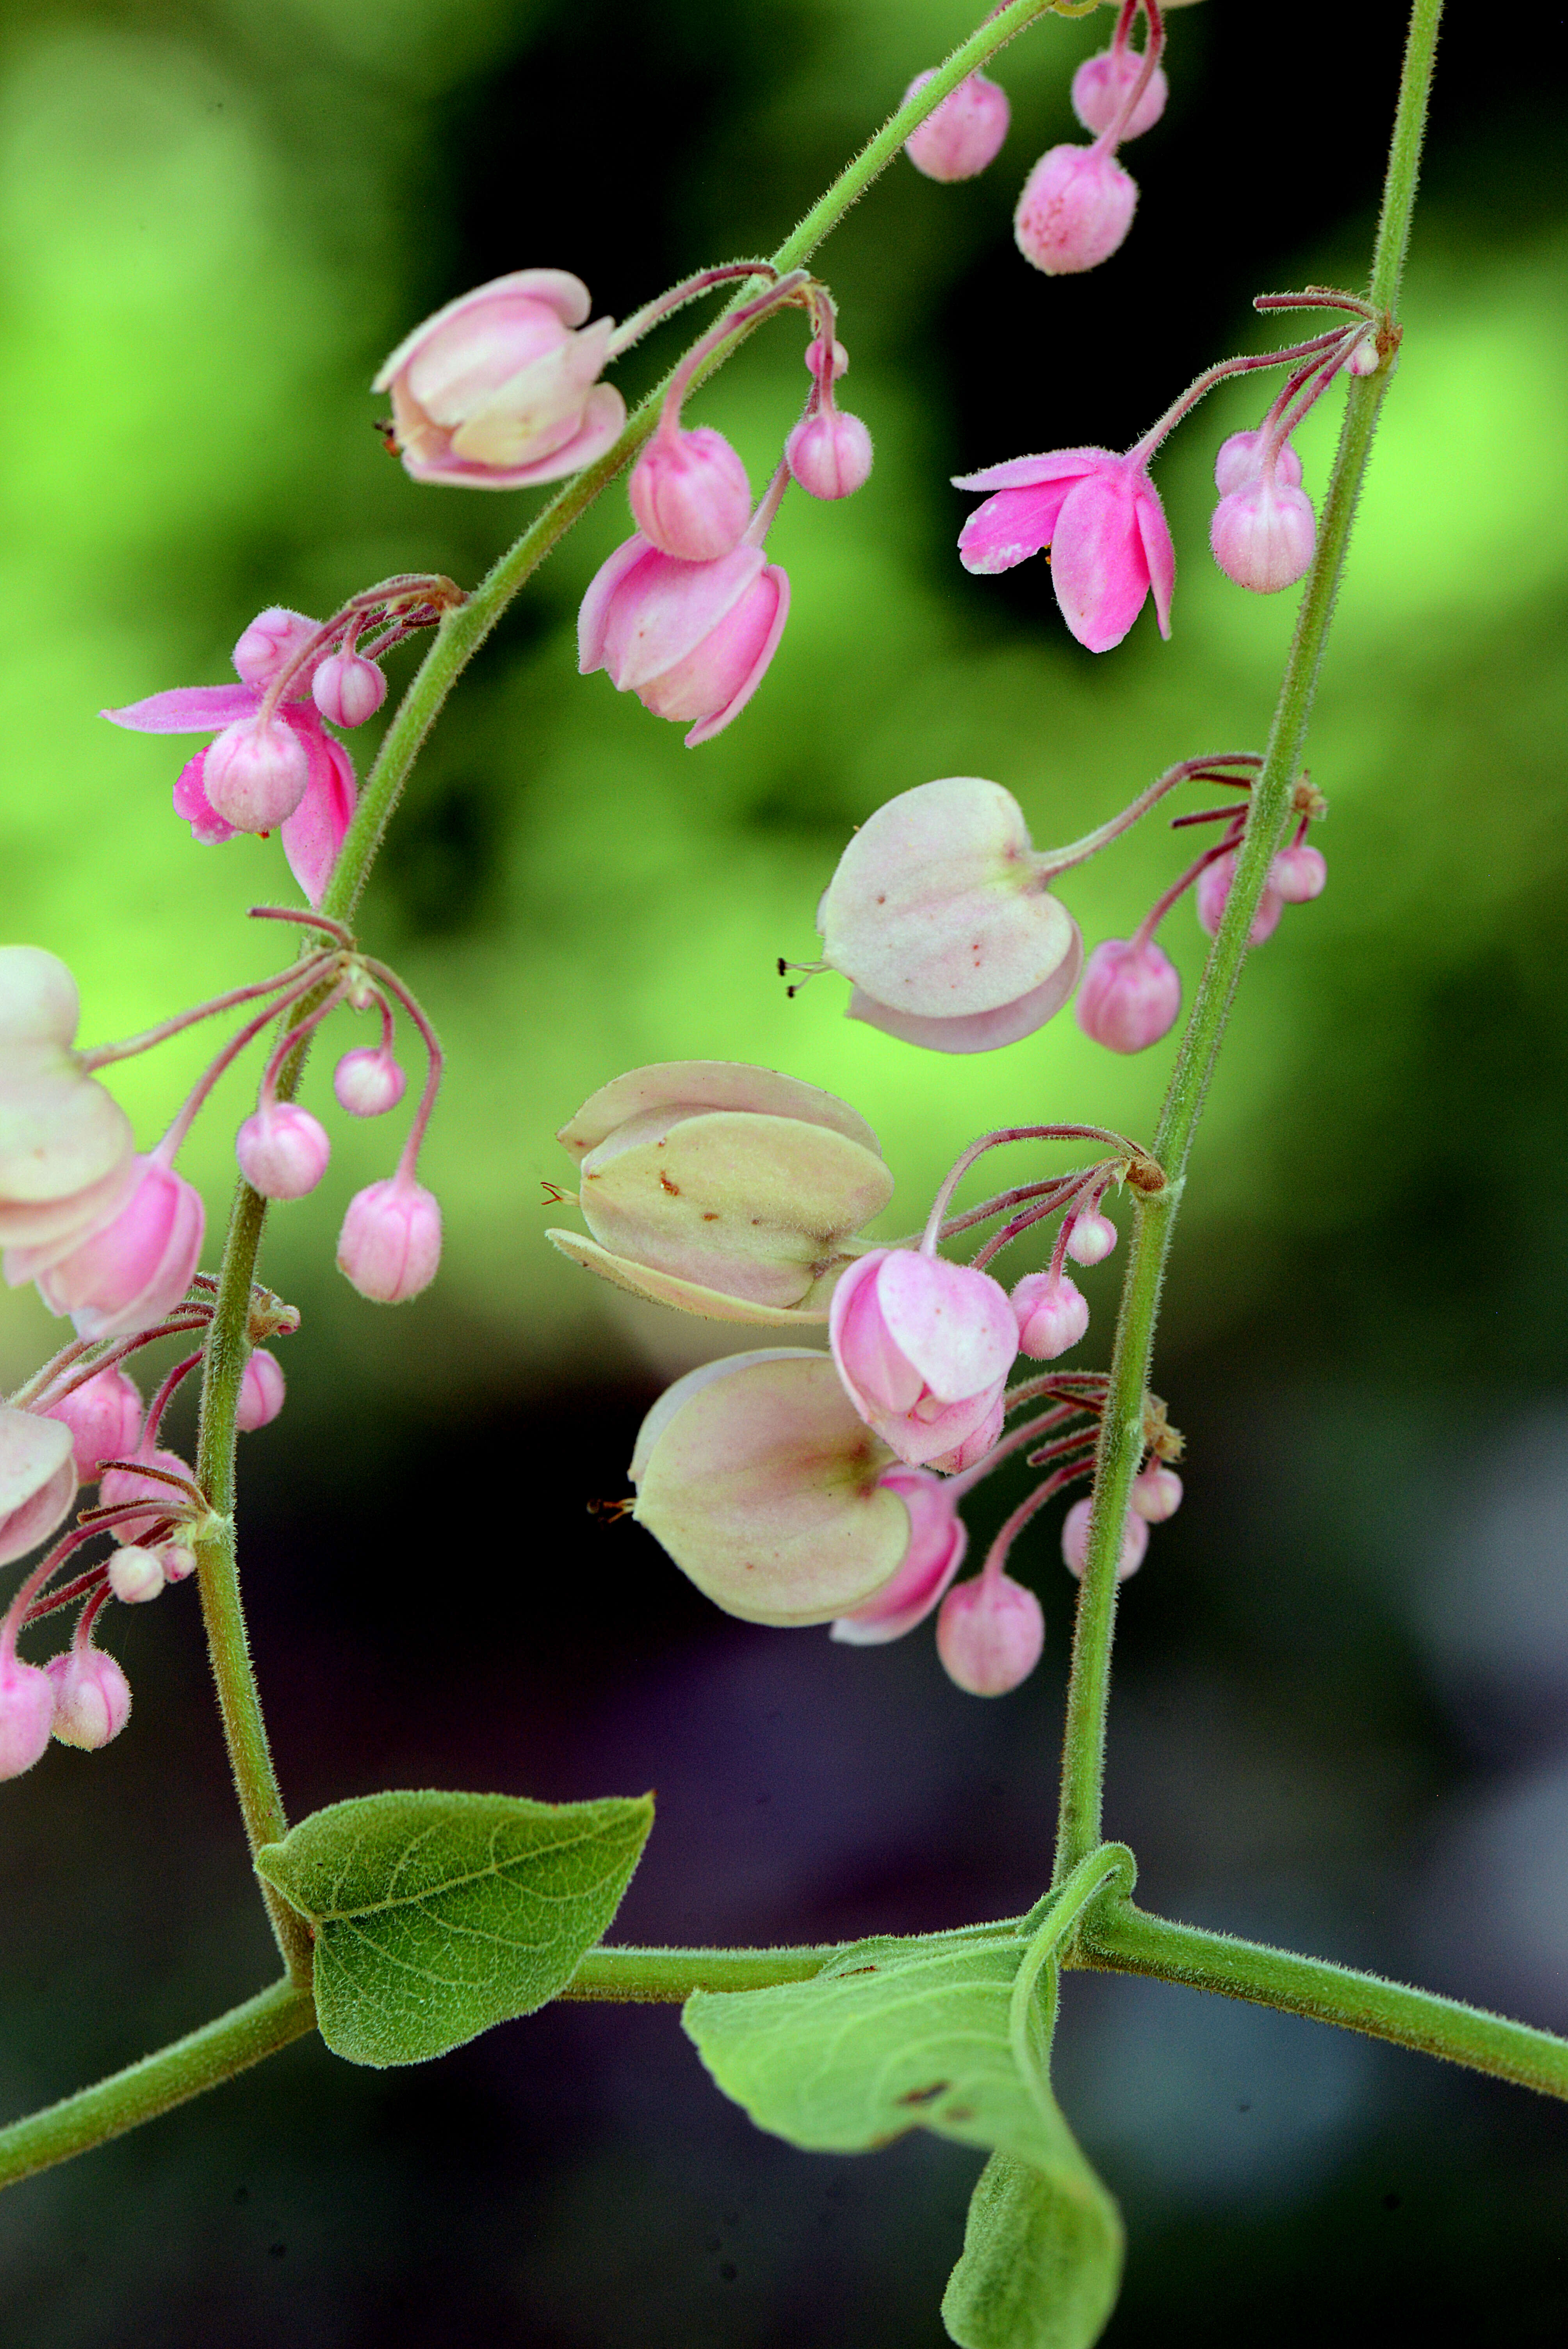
[565, 1943, 840, 2002]
[1051, 0, 1444, 1887]
[0, 1981, 316, 2191]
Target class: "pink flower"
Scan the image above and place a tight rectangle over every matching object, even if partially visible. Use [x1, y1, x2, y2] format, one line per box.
[333, 1047, 407, 1117]
[373, 269, 625, 489]
[902, 70, 1010, 183]
[1271, 843, 1327, 903]
[629, 426, 752, 562]
[1214, 430, 1303, 498]
[578, 534, 790, 747]
[1014, 145, 1137, 276]
[235, 1103, 331, 1199]
[47, 1647, 132, 1750]
[10, 1154, 205, 1342]
[830, 1247, 1017, 1471]
[830, 1467, 968, 1644]
[312, 653, 387, 728]
[935, 1572, 1044, 1695]
[1210, 473, 1316, 593]
[1074, 937, 1182, 1053]
[103, 608, 362, 906]
[1196, 850, 1283, 947]
[98, 1447, 193, 1543]
[955, 447, 1174, 652]
[337, 1175, 442, 1303]
[0, 1653, 55, 1780]
[236, 1348, 287, 1433]
[43, 1365, 143, 1481]
[1071, 46, 1169, 140]
[1010, 1272, 1089, 1362]
[1131, 1464, 1183, 1523]
[1061, 1494, 1148, 1581]
[786, 409, 874, 501]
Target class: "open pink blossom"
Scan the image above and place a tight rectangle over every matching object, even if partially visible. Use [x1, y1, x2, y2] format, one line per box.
[0, 947, 137, 1259]
[902, 68, 1010, 182]
[830, 1248, 1017, 1471]
[578, 533, 789, 747]
[955, 448, 1173, 652]
[374, 270, 626, 490]
[10, 1154, 205, 1342]
[936, 1572, 1044, 1696]
[1075, 937, 1181, 1053]
[830, 1467, 968, 1644]
[103, 608, 362, 905]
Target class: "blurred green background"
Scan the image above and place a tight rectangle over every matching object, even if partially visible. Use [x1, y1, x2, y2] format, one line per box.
[4, 1, 1568, 2342]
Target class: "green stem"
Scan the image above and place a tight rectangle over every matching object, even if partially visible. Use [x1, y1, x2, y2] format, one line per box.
[1051, 0, 1444, 1887]
[0, 1980, 316, 2191]
[564, 1942, 840, 2002]
[1080, 1900, 1568, 2102]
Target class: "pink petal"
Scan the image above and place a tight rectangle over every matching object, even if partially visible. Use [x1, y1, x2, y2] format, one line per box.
[951, 446, 1113, 493]
[578, 534, 657, 674]
[102, 683, 261, 734]
[1133, 475, 1175, 639]
[603, 543, 764, 692]
[1050, 469, 1150, 652]
[957, 483, 1078, 576]
[402, 382, 628, 490]
[845, 927, 1084, 1054]
[683, 566, 790, 746]
[372, 270, 595, 392]
[281, 727, 357, 907]
[172, 752, 237, 845]
[874, 1253, 1016, 1402]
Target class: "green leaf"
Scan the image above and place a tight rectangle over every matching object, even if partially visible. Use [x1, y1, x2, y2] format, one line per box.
[257, 1788, 653, 2066]
[941, 2149, 1123, 2349]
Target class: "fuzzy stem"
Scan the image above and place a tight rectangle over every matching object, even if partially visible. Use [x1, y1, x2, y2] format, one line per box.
[1035, 753, 1258, 878]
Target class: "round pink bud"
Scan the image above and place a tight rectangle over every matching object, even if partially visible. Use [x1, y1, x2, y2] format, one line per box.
[43, 1366, 143, 1481]
[629, 426, 752, 563]
[1010, 1272, 1089, 1362]
[786, 410, 873, 501]
[232, 607, 321, 693]
[1061, 1495, 1148, 1582]
[311, 652, 387, 728]
[1131, 1464, 1183, 1523]
[235, 1103, 331, 1200]
[1210, 476, 1317, 594]
[1014, 145, 1138, 276]
[1213, 430, 1303, 499]
[108, 1545, 166, 1604]
[1270, 843, 1327, 904]
[1075, 937, 1181, 1055]
[99, 1447, 191, 1544]
[936, 1573, 1044, 1697]
[236, 1348, 286, 1433]
[159, 1543, 198, 1583]
[1196, 852, 1284, 946]
[47, 1648, 132, 1750]
[1343, 333, 1380, 377]
[1071, 47, 1169, 141]
[1065, 1211, 1117, 1268]
[201, 719, 311, 832]
[0, 1654, 56, 1779]
[337, 1176, 442, 1304]
[902, 69, 1010, 184]
[804, 338, 848, 382]
[831, 1466, 968, 1645]
[333, 1046, 408, 1117]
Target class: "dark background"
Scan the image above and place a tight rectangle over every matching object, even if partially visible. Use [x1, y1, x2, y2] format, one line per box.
[4, 0, 1568, 2340]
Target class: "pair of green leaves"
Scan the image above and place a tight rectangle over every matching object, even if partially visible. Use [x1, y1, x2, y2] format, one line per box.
[683, 1847, 1133, 2349]
[257, 1788, 654, 2066]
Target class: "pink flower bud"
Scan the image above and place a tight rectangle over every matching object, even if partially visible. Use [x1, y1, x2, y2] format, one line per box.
[804, 338, 848, 382]
[232, 608, 321, 693]
[0, 1407, 76, 1566]
[579, 535, 790, 747]
[236, 1348, 286, 1433]
[373, 269, 626, 489]
[1270, 843, 1327, 904]
[786, 410, 873, 500]
[1014, 145, 1138, 276]
[159, 1542, 197, 1583]
[201, 719, 311, 832]
[337, 1176, 442, 1303]
[1213, 430, 1303, 499]
[99, 1448, 191, 1544]
[831, 1467, 968, 1644]
[1196, 851, 1283, 946]
[830, 1247, 1017, 1471]
[1010, 1272, 1089, 1362]
[631, 1349, 910, 1622]
[333, 1047, 408, 1117]
[629, 426, 752, 562]
[902, 69, 1010, 183]
[1071, 47, 1169, 140]
[0, 1654, 56, 1779]
[43, 1366, 143, 1481]
[818, 778, 1083, 1054]
[1061, 1495, 1147, 1581]
[24, 1157, 205, 1342]
[1210, 475, 1317, 594]
[936, 1572, 1045, 1697]
[1065, 1211, 1117, 1267]
[311, 652, 387, 728]
[1074, 937, 1181, 1054]
[235, 1103, 331, 1200]
[47, 1648, 131, 1749]
[108, 1545, 166, 1604]
[1343, 333, 1380, 376]
[1131, 1463, 1183, 1523]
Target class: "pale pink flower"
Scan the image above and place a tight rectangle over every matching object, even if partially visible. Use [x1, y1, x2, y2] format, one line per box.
[312, 652, 387, 728]
[1071, 46, 1169, 139]
[578, 533, 789, 746]
[830, 1248, 1017, 1471]
[201, 718, 311, 830]
[11, 1154, 205, 1342]
[936, 1572, 1044, 1695]
[1074, 937, 1182, 1054]
[43, 1365, 143, 1481]
[374, 270, 625, 489]
[1210, 472, 1316, 593]
[1271, 843, 1327, 903]
[1010, 1272, 1089, 1362]
[1131, 1463, 1183, 1522]
[629, 426, 752, 562]
[786, 410, 873, 501]
[236, 1348, 286, 1433]
[99, 1448, 193, 1543]
[337, 1175, 442, 1303]
[902, 70, 1010, 183]
[1014, 145, 1137, 275]
[1196, 850, 1284, 946]
[1061, 1494, 1148, 1581]
[0, 1654, 55, 1779]
[235, 1103, 331, 1200]
[108, 1545, 166, 1604]
[1065, 1211, 1117, 1267]
[333, 1047, 408, 1118]
[830, 1467, 969, 1644]
[1213, 430, 1303, 498]
[955, 447, 1174, 652]
[47, 1648, 132, 1750]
